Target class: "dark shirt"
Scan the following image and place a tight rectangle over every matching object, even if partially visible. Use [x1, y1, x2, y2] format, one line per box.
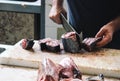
[67, 0, 120, 49]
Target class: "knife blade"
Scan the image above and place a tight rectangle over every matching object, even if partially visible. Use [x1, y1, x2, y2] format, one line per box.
[60, 13, 81, 40]
[60, 13, 77, 32]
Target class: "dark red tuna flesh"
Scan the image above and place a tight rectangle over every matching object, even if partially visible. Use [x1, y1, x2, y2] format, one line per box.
[21, 39, 34, 50]
[39, 38, 60, 52]
[82, 37, 102, 51]
[61, 32, 81, 53]
[37, 57, 82, 81]
[37, 58, 63, 81]
[59, 57, 82, 80]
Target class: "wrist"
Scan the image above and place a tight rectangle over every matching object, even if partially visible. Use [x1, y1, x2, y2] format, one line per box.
[108, 16, 120, 32]
[52, 0, 63, 7]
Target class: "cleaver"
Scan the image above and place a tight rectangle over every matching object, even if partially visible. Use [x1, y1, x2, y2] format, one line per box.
[60, 13, 82, 41]
[60, 13, 78, 33]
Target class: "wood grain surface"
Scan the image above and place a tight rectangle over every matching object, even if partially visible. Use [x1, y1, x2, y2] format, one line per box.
[0, 39, 120, 78]
[0, 65, 119, 81]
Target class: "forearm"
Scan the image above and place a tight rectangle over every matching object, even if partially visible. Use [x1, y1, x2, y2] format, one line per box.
[52, 0, 64, 7]
[108, 16, 120, 32]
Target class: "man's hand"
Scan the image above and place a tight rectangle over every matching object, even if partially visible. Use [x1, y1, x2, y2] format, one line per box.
[95, 16, 120, 47]
[95, 23, 114, 47]
[49, 0, 67, 24]
[49, 6, 67, 24]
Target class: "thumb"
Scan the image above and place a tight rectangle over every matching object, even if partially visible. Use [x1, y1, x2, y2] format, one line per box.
[95, 28, 106, 37]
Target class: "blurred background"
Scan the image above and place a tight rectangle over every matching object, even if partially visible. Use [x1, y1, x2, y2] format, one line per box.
[0, 0, 67, 45]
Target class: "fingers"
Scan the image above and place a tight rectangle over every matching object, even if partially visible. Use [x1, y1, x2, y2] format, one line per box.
[95, 27, 113, 47]
[49, 10, 62, 24]
[50, 15, 62, 24]
[49, 14, 62, 24]
[49, 6, 67, 24]
[95, 28, 105, 37]
[96, 35, 112, 47]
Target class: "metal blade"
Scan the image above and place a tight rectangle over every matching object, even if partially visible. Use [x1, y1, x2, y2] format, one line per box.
[60, 13, 81, 40]
[60, 13, 77, 32]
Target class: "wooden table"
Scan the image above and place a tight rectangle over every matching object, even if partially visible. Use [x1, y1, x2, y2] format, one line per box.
[0, 65, 119, 81]
[0, 39, 120, 79]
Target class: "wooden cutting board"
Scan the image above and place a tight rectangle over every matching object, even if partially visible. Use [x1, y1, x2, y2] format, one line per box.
[0, 39, 120, 78]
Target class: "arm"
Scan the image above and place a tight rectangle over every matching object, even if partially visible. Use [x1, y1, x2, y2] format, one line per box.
[108, 16, 120, 32]
[52, 0, 63, 7]
[49, 0, 67, 24]
[95, 16, 120, 47]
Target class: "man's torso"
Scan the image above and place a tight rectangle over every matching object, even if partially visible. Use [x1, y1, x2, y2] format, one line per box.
[67, 0, 120, 49]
